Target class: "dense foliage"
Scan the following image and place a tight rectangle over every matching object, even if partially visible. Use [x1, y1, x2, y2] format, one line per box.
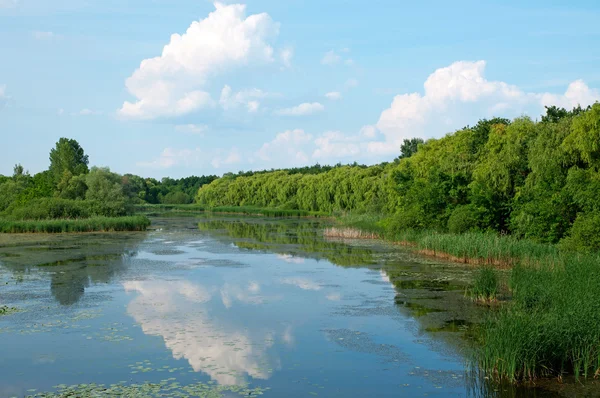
[197, 104, 600, 251]
[0, 139, 218, 222]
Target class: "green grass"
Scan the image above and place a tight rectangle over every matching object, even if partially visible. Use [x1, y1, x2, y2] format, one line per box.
[336, 213, 600, 382]
[469, 267, 499, 302]
[0, 216, 151, 233]
[478, 253, 600, 382]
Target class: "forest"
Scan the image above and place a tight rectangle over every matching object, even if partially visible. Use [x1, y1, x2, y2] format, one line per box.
[0, 138, 217, 231]
[196, 104, 600, 252]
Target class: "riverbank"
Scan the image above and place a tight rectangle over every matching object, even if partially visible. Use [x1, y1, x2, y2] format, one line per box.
[327, 213, 600, 383]
[0, 215, 150, 233]
[135, 204, 328, 218]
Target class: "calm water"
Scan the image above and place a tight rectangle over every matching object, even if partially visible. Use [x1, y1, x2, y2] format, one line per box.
[0, 216, 562, 397]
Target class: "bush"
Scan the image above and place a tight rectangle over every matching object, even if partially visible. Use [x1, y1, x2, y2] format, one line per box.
[2, 198, 130, 220]
[559, 212, 600, 252]
[161, 191, 192, 204]
[447, 205, 486, 234]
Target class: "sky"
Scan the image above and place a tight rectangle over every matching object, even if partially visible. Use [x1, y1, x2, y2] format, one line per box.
[1, 0, 599, 178]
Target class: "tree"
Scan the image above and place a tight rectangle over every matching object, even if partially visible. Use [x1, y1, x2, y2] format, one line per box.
[49, 138, 89, 187]
[399, 138, 424, 160]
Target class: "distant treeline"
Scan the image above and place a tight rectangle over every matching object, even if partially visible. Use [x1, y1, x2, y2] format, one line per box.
[0, 138, 218, 220]
[196, 104, 600, 251]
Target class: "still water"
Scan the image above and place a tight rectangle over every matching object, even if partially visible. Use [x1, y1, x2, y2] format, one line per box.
[0, 216, 550, 397]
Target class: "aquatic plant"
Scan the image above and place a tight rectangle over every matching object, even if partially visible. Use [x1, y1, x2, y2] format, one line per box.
[0, 216, 150, 233]
[468, 267, 498, 302]
[477, 253, 600, 382]
[24, 379, 269, 397]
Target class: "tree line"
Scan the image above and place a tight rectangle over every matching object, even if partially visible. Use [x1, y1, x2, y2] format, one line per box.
[196, 103, 600, 251]
[0, 138, 217, 219]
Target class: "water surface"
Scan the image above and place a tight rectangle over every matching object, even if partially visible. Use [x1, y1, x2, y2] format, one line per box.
[0, 215, 559, 397]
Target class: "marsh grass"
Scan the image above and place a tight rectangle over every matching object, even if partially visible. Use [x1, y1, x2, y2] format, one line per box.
[468, 267, 499, 303]
[477, 253, 600, 382]
[336, 213, 600, 382]
[0, 216, 150, 233]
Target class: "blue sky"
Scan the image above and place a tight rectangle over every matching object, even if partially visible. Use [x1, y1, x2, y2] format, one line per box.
[1, 0, 599, 178]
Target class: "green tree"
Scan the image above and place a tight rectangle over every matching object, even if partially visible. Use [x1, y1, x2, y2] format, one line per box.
[398, 138, 424, 160]
[49, 138, 89, 187]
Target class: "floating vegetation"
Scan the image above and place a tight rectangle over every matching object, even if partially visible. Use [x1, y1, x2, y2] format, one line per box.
[394, 299, 444, 317]
[24, 379, 269, 397]
[0, 305, 19, 315]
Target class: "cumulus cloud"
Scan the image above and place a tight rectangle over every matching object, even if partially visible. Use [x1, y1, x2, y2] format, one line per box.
[256, 129, 312, 163]
[276, 102, 324, 116]
[325, 91, 342, 101]
[124, 280, 276, 385]
[313, 131, 361, 159]
[118, 3, 280, 120]
[219, 85, 271, 112]
[371, 60, 600, 156]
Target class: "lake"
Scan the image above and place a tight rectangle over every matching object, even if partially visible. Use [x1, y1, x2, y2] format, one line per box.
[0, 215, 559, 397]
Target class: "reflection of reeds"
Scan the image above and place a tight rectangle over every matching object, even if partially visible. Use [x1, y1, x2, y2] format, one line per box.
[0, 216, 151, 233]
[323, 227, 380, 239]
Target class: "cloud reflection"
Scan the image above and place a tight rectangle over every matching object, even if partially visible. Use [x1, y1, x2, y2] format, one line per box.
[124, 280, 277, 385]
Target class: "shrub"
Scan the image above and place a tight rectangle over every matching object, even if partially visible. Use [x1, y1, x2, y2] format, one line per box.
[559, 211, 600, 252]
[447, 205, 486, 234]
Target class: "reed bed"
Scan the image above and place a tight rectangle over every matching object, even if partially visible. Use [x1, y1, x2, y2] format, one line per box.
[323, 227, 380, 239]
[0, 216, 151, 233]
[334, 213, 600, 382]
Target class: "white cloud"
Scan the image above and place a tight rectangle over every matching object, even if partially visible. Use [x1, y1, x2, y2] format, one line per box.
[321, 50, 341, 66]
[321, 49, 353, 66]
[276, 102, 324, 116]
[247, 101, 260, 113]
[118, 3, 280, 120]
[540, 79, 600, 109]
[280, 47, 293, 68]
[57, 108, 64, 116]
[360, 125, 377, 138]
[32, 31, 58, 40]
[256, 129, 312, 163]
[211, 148, 241, 168]
[175, 124, 207, 134]
[325, 91, 342, 101]
[124, 280, 276, 385]
[371, 60, 600, 156]
[313, 131, 361, 159]
[219, 85, 271, 112]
